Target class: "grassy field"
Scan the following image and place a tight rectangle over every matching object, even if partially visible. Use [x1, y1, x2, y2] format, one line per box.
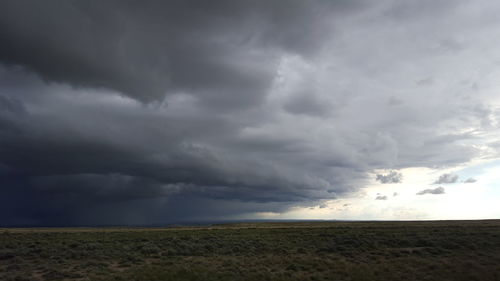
[1, 220, 500, 281]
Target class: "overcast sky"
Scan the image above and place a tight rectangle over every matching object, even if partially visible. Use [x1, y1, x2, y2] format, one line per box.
[1, 0, 499, 226]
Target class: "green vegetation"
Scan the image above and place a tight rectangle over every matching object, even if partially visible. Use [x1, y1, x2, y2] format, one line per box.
[1, 220, 500, 281]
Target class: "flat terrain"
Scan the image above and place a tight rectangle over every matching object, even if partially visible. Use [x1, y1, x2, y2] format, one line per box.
[1, 220, 500, 281]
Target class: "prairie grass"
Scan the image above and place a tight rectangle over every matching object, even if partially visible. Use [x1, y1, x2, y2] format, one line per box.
[1, 220, 499, 280]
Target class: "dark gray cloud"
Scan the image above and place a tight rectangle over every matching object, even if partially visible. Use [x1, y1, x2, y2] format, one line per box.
[433, 173, 459, 184]
[0, 0, 362, 107]
[1, 0, 499, 225]
[375, 195, 388, 200]
[375, 170, 403, 184]
[416, 187, 445, 195]
[0, 66, 361, 225]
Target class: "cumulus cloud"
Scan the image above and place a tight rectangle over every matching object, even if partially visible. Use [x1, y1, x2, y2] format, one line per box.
[433, 173, 459, 184]
[376, 171, 403, 184]
[416, 187, 445, 195]
[1, 0, 500, 225]
[463, 178, 477, 183]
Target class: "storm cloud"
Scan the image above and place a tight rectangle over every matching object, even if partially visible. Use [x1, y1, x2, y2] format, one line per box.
[1, 0, 500, 225]
[0, 0, 357, 106]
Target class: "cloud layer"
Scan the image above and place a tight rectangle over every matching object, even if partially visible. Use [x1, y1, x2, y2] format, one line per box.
[1, 0, 500, 225]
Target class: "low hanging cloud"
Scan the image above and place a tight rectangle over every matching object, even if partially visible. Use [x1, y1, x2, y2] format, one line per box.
[375, 171, 403, 184]
[433, 173, 459, 184]
[416, 187, 445, 195]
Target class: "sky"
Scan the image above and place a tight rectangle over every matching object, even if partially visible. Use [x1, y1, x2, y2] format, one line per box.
[0, 0, 500, 226]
